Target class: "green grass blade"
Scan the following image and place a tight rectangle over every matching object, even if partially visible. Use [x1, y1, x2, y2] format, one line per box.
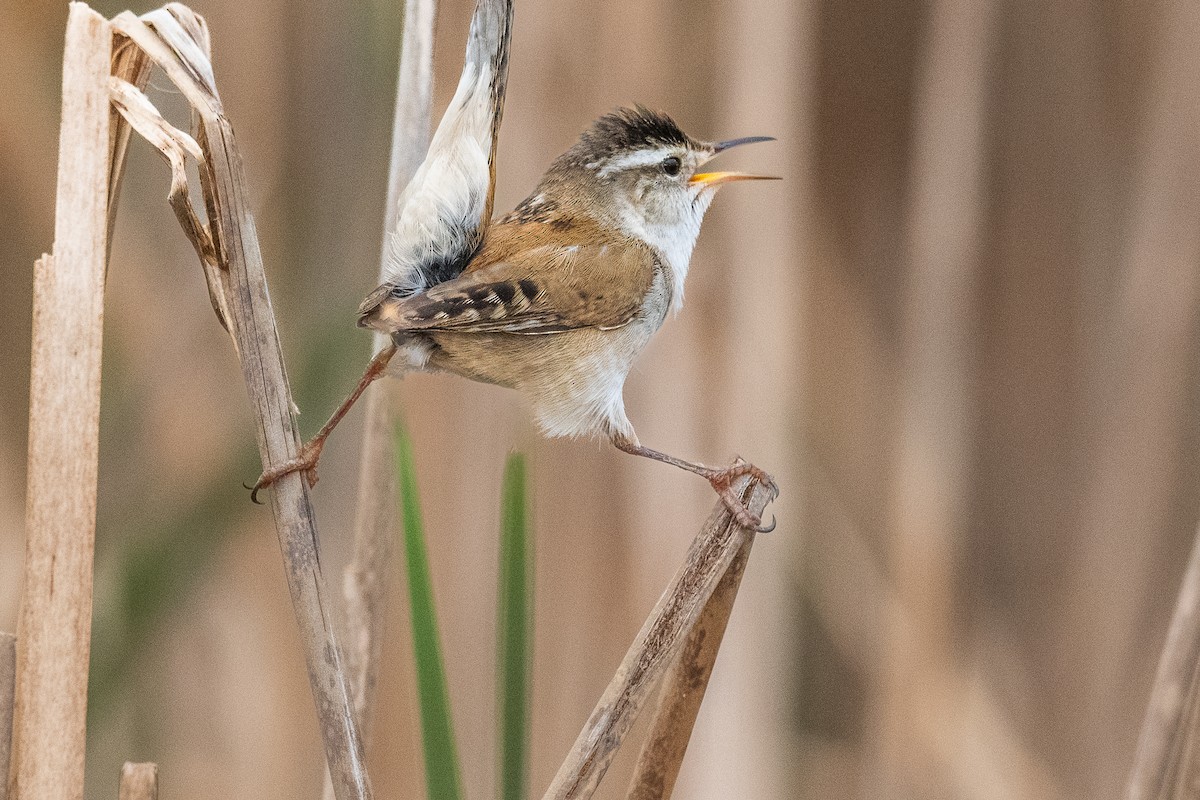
[395, 426, 463, 800]
[497, 452, 533, 800]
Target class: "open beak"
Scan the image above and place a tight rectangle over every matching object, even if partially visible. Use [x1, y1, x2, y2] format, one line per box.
[690, 135, 779, 186]
[689, 171, 780, 187]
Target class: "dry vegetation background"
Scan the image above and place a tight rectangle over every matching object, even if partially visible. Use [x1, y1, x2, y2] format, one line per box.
[2, 0, 1198, 798]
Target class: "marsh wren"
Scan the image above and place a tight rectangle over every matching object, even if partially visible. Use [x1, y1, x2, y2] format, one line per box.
[250, 1, 779, 529]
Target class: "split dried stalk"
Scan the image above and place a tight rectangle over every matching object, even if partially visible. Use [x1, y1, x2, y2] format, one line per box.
[10, 6, 111, 800]
[0, 632, 14, 800]
[108, 7, 370, 799]
[542, 469, 773, 800]
[117, 763, 158, 800]
[625, 534, 754, 799]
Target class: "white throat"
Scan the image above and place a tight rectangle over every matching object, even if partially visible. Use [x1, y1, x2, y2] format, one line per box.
[613, 190, 713, 313]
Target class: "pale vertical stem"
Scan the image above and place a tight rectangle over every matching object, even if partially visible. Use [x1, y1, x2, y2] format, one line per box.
[342, 0, 436, 729]
[0, 632, 14, 800]
[624, 536, 753, 800]
[117, 763, 157, 800]
[542, 474, 772, 800]
[9, 6, 111, 800]
[872, 0, 991, 795]
[323, 4, 436, 800]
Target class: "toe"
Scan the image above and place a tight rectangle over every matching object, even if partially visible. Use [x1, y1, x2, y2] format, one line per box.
[717, 488, 767, 531]
[714, 462, 779, 502]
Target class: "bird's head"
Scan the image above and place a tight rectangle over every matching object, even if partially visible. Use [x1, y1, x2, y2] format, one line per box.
[545, 107, 776, 250]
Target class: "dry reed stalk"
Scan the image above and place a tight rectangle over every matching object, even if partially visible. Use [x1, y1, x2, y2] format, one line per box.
[322, 4, 436, 798]
[117, 763, 157, 800]
[107, 7, 370, 799]
[541, 470, 773, 800]
[339, 0, 435, 747]
[0, 632, 14, 800]
[9, 6, 112, 799]
[624, 532, 754, 799]
[319, 0, 436, 788]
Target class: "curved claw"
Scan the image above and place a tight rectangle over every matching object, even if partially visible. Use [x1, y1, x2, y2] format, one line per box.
[246, 444, 322, 505]
[755, 514, 777, 534]
[244, 481, 266, 505]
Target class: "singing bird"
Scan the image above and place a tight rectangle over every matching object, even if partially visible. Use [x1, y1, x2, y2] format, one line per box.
[252, 0, 779, 529]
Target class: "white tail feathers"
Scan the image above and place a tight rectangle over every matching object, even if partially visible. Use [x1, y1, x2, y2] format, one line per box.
[382, 0, 513, 298]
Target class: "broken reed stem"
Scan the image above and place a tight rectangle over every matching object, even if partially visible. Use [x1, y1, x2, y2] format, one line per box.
[117, 763, 158, 800]
[1, 632, 14, 800]
[541, 469, 772, 800]
[10, 6, 112, 800]
[108, 7, 371, 799]
[625, 533, 754, 800]
[1125, 525, 1200, 800]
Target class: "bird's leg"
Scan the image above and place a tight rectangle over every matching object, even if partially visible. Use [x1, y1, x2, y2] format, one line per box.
[610, 432, 779, 532]
[249, 343, 397, 504]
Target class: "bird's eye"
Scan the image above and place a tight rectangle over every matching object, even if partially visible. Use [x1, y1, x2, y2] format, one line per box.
[661, 156, 682, 176]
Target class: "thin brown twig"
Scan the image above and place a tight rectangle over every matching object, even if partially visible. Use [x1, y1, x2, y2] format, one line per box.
[108, 6, 371, 799]
[117, 763, 158, 800]
[542, 467, 773, 800]
[9, 6, 112, 799]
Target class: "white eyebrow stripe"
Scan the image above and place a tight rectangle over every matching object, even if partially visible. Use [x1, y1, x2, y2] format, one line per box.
[592, 146, 677, 177]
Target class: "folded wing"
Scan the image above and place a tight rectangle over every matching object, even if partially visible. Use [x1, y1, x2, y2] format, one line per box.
[360, 237, 658, 336]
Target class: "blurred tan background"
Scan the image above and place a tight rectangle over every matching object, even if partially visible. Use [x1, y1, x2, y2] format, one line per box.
[3, 0, 1199, 798]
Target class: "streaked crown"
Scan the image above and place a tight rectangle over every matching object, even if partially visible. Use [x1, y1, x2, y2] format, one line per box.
[577, 107, 696, 160]
[550, 106, 701, 176]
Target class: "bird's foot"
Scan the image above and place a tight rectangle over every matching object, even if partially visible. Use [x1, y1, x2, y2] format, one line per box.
[700, 461, 779, 532]
[248, 440, 324, 504]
